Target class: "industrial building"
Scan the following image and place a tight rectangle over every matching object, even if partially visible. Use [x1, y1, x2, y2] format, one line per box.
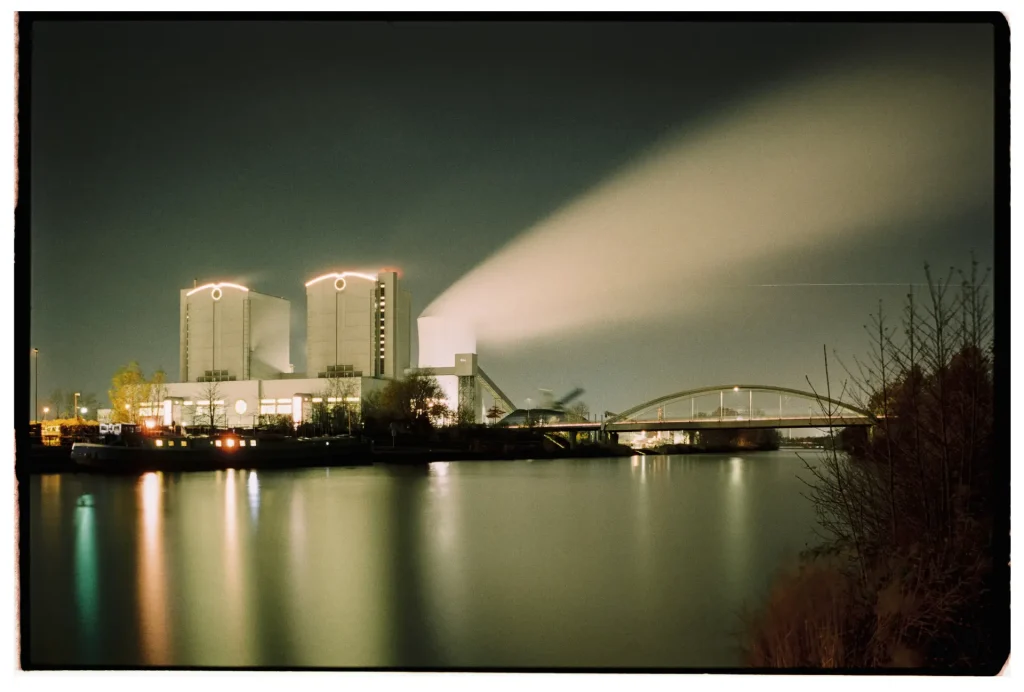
[106, 273, 411, 429]
[304, 270, 411, 380]
[101, 271, 512, 429]
[179, 281, 291, 383]
[154, 376, 388, 429]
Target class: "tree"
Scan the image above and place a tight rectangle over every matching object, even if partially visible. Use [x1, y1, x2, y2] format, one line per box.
[367, 370, 449, 433]
[76, 392, 100, 420]
[564, 401, 591, 423]
[150, 368, 168, 415]
[257, 414, 294, 434]
[191, 380, 227, 431]
[47, 389, 99, 420]
[749, 259, 1000, 669]
[312, 375, 361, 435]
[486, 404, 507, 425]
[109, 361, 164, 424]
[45, 389, 67, 418]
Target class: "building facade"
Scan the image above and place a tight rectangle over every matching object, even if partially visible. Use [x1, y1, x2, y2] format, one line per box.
[305, 270, 411, 381]
[134, 272, 417, 430]
[157, 376, 389, 429]
[179, 282, 291, 383]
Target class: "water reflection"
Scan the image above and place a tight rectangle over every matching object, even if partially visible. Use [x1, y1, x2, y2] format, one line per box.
[39, 475, 62, 559]
[222, 469, 253, 662]
[247, 471, 260, 524]
[729, 456, 744, 486]
[32, 453, 819, 668]
[422, 460, 465, 651]
[723, 456, 750, 596]
[137, 473, 170, 664]
[74, 495, 98, 662]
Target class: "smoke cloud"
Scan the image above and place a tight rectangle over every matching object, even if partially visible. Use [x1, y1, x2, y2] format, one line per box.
[422, 40, 992, 354]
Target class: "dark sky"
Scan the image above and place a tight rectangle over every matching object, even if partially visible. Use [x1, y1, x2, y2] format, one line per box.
[29, 20, 995, 414]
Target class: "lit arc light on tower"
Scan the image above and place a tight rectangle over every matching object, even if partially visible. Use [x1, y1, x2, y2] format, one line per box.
[304, 271, 379, 288]
[186, 282, 250, 297]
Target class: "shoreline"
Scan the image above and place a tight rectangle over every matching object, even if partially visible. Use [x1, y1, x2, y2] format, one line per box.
[21, 442, 797, 475]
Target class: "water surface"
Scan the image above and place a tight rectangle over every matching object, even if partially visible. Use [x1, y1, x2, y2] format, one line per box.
[28, 452, 821, 668]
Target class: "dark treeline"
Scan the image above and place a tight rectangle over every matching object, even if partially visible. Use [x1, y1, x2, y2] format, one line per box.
[744, 259, 1004, 671]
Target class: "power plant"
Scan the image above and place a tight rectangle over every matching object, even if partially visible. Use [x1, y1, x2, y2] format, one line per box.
[102, 269, 513, 428]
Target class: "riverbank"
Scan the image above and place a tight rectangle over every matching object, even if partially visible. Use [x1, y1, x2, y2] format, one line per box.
[19, 440, 639, 474]
[20, 438, 804, 475]
[639, 443, 783, 455]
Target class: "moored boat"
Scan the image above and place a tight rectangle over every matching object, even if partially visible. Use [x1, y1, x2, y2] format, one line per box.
[71, 430, 373, 473]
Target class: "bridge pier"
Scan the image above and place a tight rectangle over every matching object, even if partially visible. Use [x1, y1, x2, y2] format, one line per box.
[567, 431, 577, 449]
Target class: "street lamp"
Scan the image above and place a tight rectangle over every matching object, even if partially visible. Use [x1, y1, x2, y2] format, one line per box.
[74, 392, 81, 422]
[33, 348, 39, 423]
[42, 406, 49, 420]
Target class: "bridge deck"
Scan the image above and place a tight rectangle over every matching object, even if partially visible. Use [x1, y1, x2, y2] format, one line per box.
[511, 415, 875, 432]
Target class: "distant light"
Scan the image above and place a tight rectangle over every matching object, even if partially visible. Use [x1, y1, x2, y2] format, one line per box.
[125, 404, 132, 410]
[145, 418, 156, 429]
[226, 438, 235, 448]
[250, 440, 257, 447]
[155, 439, 163, 447]
[733, 386, 739, 391]
[215, 440, 222, 447]
[235, 400, 247, 415]
[42, 407, 49, 413]
[186, 282, 249, 297]
[81, 407, 88, 414]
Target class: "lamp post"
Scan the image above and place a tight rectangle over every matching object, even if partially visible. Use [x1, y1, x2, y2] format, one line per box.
[32, 348, 39, 423]
[74, 392, 81, 422]
[42, 406, 49, 421]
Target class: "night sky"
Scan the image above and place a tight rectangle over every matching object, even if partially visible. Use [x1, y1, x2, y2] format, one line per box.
[29, 20, 995, 414]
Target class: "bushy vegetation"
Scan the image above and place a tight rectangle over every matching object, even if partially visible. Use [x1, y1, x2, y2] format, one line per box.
[108, 361, 168, 424]
[362, 370, 450, 435]
[744, 260, 1004, 671]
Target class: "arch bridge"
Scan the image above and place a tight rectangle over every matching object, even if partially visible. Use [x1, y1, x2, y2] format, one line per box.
[518, 384, 876, 433]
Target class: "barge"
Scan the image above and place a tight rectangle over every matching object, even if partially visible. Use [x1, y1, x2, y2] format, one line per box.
[71, 429, 373, 473]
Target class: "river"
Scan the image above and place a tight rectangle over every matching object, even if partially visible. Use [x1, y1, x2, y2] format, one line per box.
[27, 451, 823, 668]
